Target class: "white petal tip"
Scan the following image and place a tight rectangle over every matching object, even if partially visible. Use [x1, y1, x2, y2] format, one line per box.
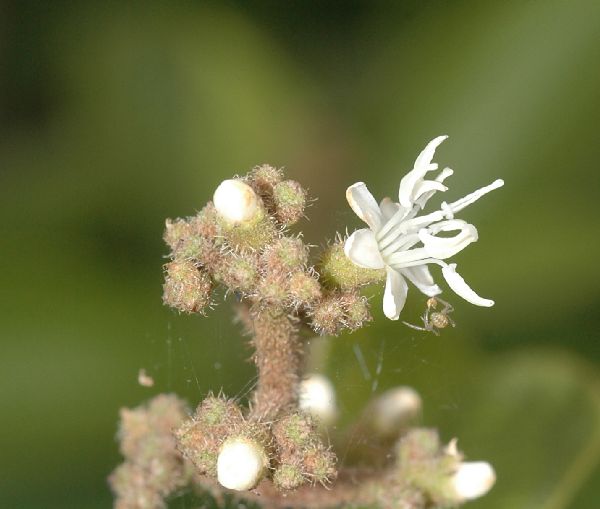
[213, 179, 259, 224]
[217, 438, 267, 491]
[442, 263, 495, 307]
[299, 374, 337, 425]
[452, 461, 496, 500]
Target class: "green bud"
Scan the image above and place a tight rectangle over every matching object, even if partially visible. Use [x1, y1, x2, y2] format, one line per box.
[273, 180, 307, 225]
[318, 242, 385, 290]
[219, 210, 278, 251]
[249, 164, 284, 196]
[342, 292, 371, 329]
[261, 237, 308, 273]
[195, 396, 244, 429]
[310, 293, 347, 336]
[214, 255, 258, 293]
[257, 274, 288, 306]
[302, 444, 336, 484]
[273, 463, 305, 491]
[273, 413, 316, 448]
[289, 272, 322, 305]
[163, 260, 212, 314]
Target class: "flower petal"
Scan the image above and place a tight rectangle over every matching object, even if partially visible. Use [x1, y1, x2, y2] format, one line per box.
[344, 228, 386, 269]
[401, 266, 442, 297]
[413, 180, 448, 201]
[346, 182, 383, 231]
[441, 263, 494, 307]
[419, 220, 478, 259]
[383, 267, 408, 320]
[452, 461, 496, 500]
[379, 197, 403, 223]
[414, 135, 448, 172]
[398, 135, 448, 208]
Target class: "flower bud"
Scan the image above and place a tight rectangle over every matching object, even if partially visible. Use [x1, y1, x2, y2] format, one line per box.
[163, 261, 212, 314]
[273, 463, 304, 491]
[215, 255, 258, 293]
[217, 437, 268, 491]
[451, 461, 496, 500]
[289, 272, 322, 305]
[299, 374, 337, 425]
[249, 164, 283, 196]
[273, 180, 306, 225]
[163, 218, 192, 251]
[213, 179, 260, 224]
[261, 237, 308, 273]
[371, 386, 421, 437]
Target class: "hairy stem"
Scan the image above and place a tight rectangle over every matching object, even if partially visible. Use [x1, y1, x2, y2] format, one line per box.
[248, 308, 302, 420]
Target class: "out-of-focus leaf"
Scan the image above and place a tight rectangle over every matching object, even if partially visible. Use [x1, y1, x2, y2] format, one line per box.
[452, 350, 600, 509]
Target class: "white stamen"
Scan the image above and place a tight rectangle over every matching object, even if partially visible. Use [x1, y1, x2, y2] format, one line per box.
[448, 179, 504, 214]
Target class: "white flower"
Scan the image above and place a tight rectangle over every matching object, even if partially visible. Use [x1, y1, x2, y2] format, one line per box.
[299, 373, 337, 425]
[451, 461, 496, 500]
[371, 386, 422, 436]
[217, 437, 268, 491]
[344, 136, 503, 320]
[213, 179, 260, 224]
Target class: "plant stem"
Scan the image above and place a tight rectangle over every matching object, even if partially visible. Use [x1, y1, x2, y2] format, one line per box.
[248, 308, 302, 420]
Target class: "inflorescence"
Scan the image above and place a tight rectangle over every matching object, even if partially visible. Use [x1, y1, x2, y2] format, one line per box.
[110, 138, 501, 509]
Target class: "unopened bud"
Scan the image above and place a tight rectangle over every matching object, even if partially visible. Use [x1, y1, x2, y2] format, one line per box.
[289, 272, 322, 305]
[249, 164, 283, 196]
[273, 180, 306, 225]
[261, 237, 308, 273]
[213, 179, 260, 224]
[216, 255, 258, 293]
[299, 374, 337, 425]
[451, 461, 496, 500]
[217, 437, 268, 491]
[310, 294, 346, 335]
[163, 261, 212, 314]
[371, 386, 422, 436]
[273, 463, 304, 491]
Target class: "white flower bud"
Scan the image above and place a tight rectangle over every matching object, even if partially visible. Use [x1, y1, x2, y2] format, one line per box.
[451, 461, 496, 500]
[217, 437, 267, 491]
[371, 386, 421, 436]
[213, 179, 260, 224]
[299, 373, 337, 425]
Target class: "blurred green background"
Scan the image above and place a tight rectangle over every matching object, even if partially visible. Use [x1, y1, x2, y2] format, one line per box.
[1, 1, 599, 508]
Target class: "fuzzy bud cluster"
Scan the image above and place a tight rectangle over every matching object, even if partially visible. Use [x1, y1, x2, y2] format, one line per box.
[162, 166, 380, 336]
[310, 290, 371, 335]
[272, 413, 337, 490]
[175, 396, 245, 477]
[109, 395, 190, 509]
[248, 164, 306, 226]
[163, 167, 322, 317]
[175, 395, 336, 493]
